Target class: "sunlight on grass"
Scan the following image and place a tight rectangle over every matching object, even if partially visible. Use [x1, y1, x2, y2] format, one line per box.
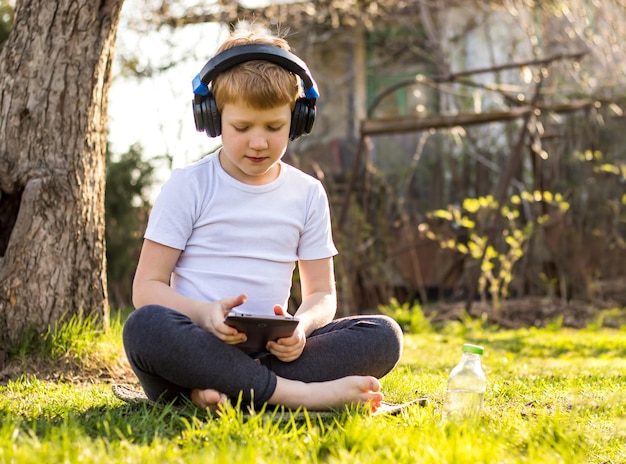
[1, 311, 625, 463]
[9, 309, 127, 379]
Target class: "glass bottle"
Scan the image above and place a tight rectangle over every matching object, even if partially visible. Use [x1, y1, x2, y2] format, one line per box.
[442, 343, 486, 423]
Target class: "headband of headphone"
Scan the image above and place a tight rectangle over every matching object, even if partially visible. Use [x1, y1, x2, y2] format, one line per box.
[191, 43, 320, 140]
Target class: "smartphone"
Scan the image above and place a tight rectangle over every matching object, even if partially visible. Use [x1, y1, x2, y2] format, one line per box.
[224, 312, 300, 352]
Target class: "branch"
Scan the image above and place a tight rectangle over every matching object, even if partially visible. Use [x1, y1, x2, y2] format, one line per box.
[361, 99, 599, 135]
[367, 51, 588, 117]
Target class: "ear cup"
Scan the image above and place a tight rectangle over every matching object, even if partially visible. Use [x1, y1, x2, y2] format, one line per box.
[193, 92, 221, 137]
[289, 98, 316, 141]
[192, 96, 205, 132]
[203, 93, 221, 137]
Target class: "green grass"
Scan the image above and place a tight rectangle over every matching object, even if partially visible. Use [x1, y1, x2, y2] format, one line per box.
[1, 310, 625, 463]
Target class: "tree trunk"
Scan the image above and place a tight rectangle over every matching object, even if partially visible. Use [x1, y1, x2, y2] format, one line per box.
[0, 0, 124, 348]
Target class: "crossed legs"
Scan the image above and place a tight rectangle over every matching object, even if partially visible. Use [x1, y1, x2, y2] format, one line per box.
[123, 305, 403, 411]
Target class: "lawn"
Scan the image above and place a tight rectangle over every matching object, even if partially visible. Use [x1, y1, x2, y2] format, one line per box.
[0, 310, 624, 463]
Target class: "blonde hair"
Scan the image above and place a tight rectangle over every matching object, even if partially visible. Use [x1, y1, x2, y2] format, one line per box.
[212, 24, 300, 112]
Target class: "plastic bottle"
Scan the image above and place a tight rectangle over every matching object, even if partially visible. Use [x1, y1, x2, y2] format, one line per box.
[442, 343, 486, 423]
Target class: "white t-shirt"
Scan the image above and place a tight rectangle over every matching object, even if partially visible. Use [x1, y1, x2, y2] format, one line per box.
[144, 151, 338, 315]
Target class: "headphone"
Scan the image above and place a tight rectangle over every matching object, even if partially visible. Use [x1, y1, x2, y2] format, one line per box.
[192, 43, 320, 141]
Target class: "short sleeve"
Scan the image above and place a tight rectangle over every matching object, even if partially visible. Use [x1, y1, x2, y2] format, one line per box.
[144, 169, 199, 250]
[297, 182, 338, 260]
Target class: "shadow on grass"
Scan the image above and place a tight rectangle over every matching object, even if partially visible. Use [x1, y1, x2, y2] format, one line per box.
[2, 390, 360, 447]
[1, 401, 200, 444]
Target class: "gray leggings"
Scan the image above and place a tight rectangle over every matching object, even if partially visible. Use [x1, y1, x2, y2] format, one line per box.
[123, 305, 403, 407]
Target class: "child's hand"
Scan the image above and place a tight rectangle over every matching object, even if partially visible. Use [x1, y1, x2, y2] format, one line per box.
[203, 294, 248, 345]
[266, 305, 306, 362]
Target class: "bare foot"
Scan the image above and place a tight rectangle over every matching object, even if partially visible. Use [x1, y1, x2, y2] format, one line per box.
[190, 388, 228, 411]
[270, 375, 384, 412]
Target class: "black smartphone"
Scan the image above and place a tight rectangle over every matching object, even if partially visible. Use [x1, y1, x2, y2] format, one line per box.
[224, 312, 300, 352]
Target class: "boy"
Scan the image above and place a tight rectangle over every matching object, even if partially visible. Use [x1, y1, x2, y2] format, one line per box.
[123, 25, 403, 412]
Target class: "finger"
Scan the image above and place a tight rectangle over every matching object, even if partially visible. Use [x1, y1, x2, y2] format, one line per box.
[273, 335, 305, 354]
[266, 341, 289, 356]
[224, 336, 247, 346]
[269, 346, 297, 362]
[217, 325, 238, 337]
[267, 341, 303, 361]
[273, 304, 286, 316]
[267, 338, 295, 352]
[215, 321, 246, 340]
[222, 294, 248, 313]
[222, 331, 247, 345]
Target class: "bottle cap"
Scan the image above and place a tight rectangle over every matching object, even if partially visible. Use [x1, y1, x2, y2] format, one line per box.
[462, 343, 484, 355]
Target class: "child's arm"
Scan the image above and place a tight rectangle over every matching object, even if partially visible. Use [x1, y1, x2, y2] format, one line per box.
[266, 257, 336, 361]
[132, 239, 247, 345]
[294, 256, 337, 334]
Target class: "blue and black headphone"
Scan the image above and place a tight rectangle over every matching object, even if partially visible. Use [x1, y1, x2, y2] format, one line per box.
[192, 43, 320, 141]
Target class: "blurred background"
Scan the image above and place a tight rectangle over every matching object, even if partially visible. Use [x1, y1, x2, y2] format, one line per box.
[5, 0, 623, 326]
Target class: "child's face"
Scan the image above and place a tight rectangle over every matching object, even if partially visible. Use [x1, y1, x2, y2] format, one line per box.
[219, 100, 292, 185]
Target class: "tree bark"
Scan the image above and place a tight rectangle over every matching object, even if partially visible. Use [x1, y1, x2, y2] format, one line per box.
[0, 0, 124, 348]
